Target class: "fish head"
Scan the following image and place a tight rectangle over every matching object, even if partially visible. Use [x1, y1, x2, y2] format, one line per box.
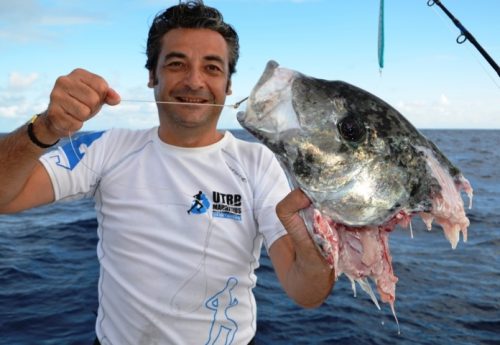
[238, 61, 445, 227]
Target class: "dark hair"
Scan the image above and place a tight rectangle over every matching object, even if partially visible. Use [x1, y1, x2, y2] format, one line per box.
[145, 0, 239, 79]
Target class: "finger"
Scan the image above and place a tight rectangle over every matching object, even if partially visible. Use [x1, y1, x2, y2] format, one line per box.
[277, 189, 328, 267]
[71, 69, 114, 116]
[105, 87, 121, 106]
[276, 188, 311, 217]
[49, 82, 93, 119]
[50, 73, 99, 118]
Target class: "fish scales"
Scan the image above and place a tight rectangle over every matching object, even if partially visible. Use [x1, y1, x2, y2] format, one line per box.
[238, 60, 473, 320]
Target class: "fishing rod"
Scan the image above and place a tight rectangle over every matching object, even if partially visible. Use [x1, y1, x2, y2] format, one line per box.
[427, 0, 500, 78]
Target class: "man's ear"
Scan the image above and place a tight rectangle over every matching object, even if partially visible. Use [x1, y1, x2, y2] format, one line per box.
[148, 70, 156, 88]
[226, 79, 232, 95]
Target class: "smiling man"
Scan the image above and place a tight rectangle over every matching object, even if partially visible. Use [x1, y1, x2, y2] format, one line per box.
[0, 1, 335, 344]
[150, 27, 231, 146]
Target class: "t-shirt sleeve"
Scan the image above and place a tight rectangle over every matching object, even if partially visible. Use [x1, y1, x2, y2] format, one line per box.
[39, 131, 108, 202]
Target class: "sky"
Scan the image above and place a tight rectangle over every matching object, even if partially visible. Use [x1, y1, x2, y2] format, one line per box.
[1, 0, 499, 132]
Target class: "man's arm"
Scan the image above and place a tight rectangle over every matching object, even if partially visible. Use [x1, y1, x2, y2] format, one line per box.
[0, 123, 56, 213]
[0, 68, 120, 214]
[269, 188, 335, 308]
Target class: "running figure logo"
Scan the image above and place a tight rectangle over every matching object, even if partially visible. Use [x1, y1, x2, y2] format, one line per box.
[204, 277, 239, 345]
[187, 191, 210, 215]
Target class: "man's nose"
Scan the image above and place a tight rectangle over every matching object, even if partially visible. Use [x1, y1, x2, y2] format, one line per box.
[184, 68, 204, 89]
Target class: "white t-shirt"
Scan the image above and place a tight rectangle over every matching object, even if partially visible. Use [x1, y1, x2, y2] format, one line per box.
[40, 128, 291, 345]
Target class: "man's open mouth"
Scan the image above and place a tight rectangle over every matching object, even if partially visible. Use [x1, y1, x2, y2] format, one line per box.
[176, 97, 209, 104]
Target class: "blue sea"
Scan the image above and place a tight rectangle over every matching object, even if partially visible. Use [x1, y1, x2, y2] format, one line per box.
[0, 129, 498, 345]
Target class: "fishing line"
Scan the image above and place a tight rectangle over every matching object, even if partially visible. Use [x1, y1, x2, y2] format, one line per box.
[120, 96, 249, 109]
[67, 131, 101, 178]
[169, 213, 214, 315]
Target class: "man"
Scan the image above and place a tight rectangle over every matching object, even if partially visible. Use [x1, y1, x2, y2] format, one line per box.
[0, 1, 335, 344]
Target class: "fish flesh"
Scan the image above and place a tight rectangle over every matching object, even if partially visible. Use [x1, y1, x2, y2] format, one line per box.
[237, 60, 473, 320]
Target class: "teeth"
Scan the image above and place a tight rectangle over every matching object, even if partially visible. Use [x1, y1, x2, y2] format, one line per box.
[180, 97, 205, 103]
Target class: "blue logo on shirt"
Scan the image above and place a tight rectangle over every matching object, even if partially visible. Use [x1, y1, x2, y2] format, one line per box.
[187, 191, 210, 215]
[55, 131, 105, 170]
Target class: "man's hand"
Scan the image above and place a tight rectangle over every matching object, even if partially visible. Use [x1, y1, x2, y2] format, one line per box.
[271, 188, 335, 308]
[276, 189, 324, 266]
[42, 68, 121, 140]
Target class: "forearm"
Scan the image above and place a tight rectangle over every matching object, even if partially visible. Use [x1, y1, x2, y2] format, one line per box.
[283, 239, 335, 308]
[0, 117, 56, 206]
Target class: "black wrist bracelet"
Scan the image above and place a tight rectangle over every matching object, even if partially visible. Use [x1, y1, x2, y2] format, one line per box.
[27, 115, 60, 149]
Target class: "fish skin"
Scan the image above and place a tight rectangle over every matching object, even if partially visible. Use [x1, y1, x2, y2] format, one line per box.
[237, 60, 472, 312]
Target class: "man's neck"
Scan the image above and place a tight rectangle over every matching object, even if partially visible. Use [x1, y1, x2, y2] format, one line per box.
[157, 125, 224, 147]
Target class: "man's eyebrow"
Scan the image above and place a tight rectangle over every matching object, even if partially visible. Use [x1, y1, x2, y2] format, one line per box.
[204, 55, 225, 65]
[163, 52, 186, 61]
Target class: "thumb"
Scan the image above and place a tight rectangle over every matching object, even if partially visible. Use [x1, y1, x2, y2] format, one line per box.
[277, 189, 332, 269]
[276, 188, 312, 241]
[105, 87, 121, 106]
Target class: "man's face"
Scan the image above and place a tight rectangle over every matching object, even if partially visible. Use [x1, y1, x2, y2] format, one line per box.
[149, 28, 232, 128]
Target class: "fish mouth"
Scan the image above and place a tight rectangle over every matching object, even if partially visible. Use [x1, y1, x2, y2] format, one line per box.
[253, 60, 280, 90]
[238, 60, 300, 140]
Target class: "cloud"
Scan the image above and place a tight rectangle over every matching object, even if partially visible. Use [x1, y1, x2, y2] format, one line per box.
[0, 95, 38, 122]
[0, 30, 55, 43]
[395, 93, 500, 129]
[0, 105, 20, 119]
[0, 1, 39, 18]
[439, 94, 449, 106]
[8, 72, 40, 90]
[0, 71, 47, 125]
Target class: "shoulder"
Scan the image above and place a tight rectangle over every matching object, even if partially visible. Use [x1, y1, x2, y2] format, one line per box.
[102, 127, 156, 143]
[59, 127, 157, 167]
[65, 127, 155, 148]
[90, 127, 156, 154]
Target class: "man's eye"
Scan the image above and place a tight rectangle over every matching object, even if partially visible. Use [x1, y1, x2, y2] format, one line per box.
[206, 65, 222, 73]
[166, 61, 184, 68]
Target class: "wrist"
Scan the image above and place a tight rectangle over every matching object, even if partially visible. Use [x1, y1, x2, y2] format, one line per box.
[27, 113, 61, 149]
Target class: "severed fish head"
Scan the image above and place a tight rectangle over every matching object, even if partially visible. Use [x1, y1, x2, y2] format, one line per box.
[238, 61, 473, 314]
[238, 60, 471, 237]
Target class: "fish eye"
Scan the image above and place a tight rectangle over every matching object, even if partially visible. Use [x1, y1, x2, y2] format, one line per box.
[337, 116, 366, 142]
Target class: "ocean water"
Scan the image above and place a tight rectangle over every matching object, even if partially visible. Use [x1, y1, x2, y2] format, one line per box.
[0, 129, 498, 345]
